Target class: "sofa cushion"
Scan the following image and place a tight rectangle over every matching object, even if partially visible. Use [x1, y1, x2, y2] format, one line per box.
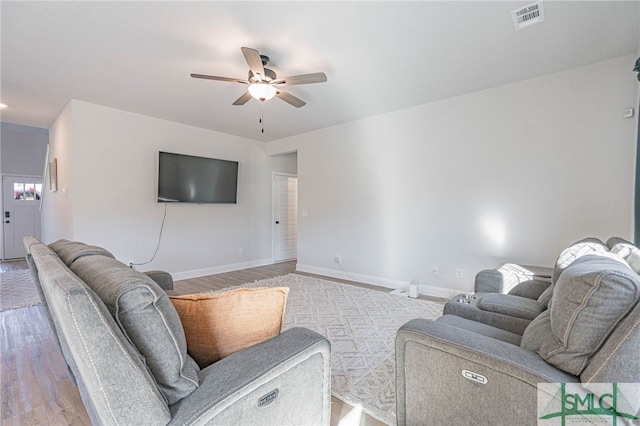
[551, 238, 608, 285]
[49, 239, 115, 266]
[170, 287, 289, 368]
[477, 293, 546, 321]
[71, 255, 199, 405]
[521, 254, 640, 376]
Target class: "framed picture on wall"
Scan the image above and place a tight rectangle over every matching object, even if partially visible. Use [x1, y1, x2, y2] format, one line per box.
[49, 158, 58, 192]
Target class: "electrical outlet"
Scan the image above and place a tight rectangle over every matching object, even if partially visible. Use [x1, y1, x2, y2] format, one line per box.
[239, 248, 244, 255]
[456, 268, 464, 279]
[432, 266, 439, 273]
[334, 253, 342, 264]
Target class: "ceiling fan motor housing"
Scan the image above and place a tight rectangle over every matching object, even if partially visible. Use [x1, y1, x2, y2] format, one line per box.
[248, 68, 277, 83]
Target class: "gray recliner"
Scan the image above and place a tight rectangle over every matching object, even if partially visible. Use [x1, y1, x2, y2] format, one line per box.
[443, 266, 552, 335]
[442, 237, 610, 335]
[396, 237, 640, 425]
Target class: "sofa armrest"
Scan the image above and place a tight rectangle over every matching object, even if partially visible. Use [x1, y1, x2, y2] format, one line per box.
[168, 327, 331, 426]
[396, 318, 577, 426]
[144, 270, 174, 291]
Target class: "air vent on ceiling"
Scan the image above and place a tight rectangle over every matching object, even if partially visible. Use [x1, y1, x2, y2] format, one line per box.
[511, 1, 546, 31]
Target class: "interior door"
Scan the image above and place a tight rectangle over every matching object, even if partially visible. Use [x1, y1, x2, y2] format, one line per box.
[273, 174, 298, 262]
[2, 175, 42, 259]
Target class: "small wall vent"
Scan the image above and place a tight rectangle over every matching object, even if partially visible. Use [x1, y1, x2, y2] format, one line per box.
[511, 1, 546, 31]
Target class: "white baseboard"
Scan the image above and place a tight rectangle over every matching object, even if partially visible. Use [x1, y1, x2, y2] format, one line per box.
[296, 263, 467, 299]
[416, 283, 464, 299]
[171, 258, 273, 281]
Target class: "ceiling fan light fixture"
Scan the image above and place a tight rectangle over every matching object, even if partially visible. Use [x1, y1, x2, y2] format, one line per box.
[248, 83, 276, 101]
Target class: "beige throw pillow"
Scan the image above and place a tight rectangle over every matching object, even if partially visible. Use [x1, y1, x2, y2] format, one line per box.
[170, 287, 289, 368]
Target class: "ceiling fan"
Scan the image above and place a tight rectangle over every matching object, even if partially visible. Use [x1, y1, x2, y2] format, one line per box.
[191, 47, 327, 108]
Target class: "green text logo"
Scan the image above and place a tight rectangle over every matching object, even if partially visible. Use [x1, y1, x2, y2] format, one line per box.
[538, 383, 640, 425]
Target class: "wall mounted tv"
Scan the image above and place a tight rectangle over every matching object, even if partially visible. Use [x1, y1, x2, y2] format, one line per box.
[157, 151, 238, 204]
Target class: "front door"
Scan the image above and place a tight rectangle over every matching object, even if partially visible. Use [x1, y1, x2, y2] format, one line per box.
[273, 174, 297, 262]
[2, 175, 42, 259]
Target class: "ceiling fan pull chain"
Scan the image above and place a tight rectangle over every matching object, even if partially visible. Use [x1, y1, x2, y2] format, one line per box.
[260, 102, 264, 133]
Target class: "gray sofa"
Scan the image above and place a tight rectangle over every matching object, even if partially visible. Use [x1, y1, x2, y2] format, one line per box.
[396, 237, 640, 425]
[24, 237, 331, 425]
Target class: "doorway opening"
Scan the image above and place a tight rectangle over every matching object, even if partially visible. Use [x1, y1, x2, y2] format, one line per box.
[273, 173, 298, 263]
[2, 175, 43, 260]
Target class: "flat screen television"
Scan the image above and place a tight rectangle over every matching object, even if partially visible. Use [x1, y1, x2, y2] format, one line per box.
[157, 151, 238, 204]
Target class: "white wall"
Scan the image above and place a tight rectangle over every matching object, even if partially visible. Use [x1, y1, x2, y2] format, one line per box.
[44, 100, 296, 278]
[44, 103, 75, 243]
[268, 55, 637, 294]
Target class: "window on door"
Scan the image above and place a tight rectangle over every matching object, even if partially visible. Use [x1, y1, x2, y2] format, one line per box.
[13, 183, 43, 201]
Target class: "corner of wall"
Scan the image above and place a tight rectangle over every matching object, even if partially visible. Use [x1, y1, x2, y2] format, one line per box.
[42, 100, 75, 243]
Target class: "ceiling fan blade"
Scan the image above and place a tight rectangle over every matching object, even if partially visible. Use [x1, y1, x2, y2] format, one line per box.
[241, 47, 265, 80]
[272, 72, 327, 86]
[191, 74, 247, 84]
[276, 89, 306, 108]
[232, 91, 253, 106]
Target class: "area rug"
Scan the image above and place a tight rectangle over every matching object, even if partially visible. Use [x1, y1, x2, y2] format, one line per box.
[0, 270, 41, 311]
[220, 273, 444, 425]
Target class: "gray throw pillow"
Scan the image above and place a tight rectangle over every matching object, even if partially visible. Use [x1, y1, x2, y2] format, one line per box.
[522, 253, 640, 376]
[71, 255, 199, 404]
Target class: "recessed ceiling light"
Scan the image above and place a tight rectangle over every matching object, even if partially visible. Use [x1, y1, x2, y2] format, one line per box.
[0, 103, 7, 108]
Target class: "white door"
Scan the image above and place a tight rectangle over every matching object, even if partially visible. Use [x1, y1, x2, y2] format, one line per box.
[273, 174, 297, 262]
[2, 176, 43, 259]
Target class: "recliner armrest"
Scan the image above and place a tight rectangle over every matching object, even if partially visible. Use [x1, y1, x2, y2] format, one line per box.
[395, 318, 577, 426]
[507, 278, 552, 299]
[476, 293, 547, 321]
[474, 263, 552, 297]
[396, 318, 576, 384]
[144, 270, 174, 291]
[168, 327, 331, 425]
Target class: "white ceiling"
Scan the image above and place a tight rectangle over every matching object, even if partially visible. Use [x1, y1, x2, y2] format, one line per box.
[1, 1, 638, 143]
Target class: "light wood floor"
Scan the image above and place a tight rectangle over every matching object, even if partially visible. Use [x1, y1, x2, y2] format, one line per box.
[1, 259, 389, 426]
[0, 259, 28, 272]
